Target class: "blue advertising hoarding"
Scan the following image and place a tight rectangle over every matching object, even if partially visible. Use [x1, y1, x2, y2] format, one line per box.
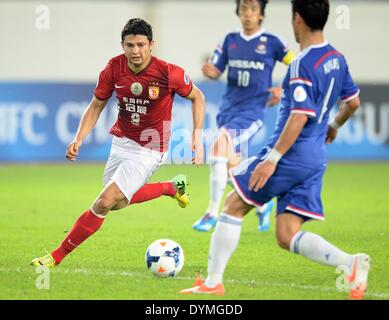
[1, 81, 389, 162]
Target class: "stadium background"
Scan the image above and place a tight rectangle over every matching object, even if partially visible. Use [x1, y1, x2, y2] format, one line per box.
[1, 0, 389, 162]
[1, 0, 389, 301]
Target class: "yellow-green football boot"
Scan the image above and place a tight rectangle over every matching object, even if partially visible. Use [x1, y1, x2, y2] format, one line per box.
[171, 174, 190, 208]
[30, 253, 56, 268]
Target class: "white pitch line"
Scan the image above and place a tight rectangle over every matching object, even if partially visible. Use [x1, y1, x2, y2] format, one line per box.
[2, 267, 389, 299]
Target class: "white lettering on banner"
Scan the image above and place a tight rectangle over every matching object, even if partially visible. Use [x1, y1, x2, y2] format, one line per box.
[364, 103, 389, 145]
[56, 102, 86, 144]
[330, 102, 389, 145]
[0, 103, 48, 145]
[0, 104, 18, 144]
[56, 101, 118, 145]
[23, 103, 48, 145]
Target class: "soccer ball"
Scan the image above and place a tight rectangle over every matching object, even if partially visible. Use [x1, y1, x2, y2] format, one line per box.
[145, 239, 184, 277]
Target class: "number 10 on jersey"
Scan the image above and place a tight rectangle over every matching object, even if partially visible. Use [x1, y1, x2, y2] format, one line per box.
[237, 70, 250, 87]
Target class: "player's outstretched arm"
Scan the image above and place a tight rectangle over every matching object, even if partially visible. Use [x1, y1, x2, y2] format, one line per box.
[249, 113, 308, 191]
[326, 96, 360, 144]
[202, 63, 222, 80]
[66, 96, 109, 161]
[185, 84, 205, 165]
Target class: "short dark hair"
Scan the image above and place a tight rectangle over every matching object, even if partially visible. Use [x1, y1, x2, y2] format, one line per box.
[121, 18, 153, 42]
[291, 0, 330, 31]
[235, 0, 269, 18]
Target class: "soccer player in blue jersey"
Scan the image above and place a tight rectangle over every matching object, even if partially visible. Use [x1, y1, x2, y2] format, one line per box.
[193, 0, 295, 232]
[182, 0, 371, 300]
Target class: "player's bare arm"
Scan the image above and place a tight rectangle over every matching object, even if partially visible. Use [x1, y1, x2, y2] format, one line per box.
[249, 113, 308, 191]
[185, 84, 206, 164]
[202, 62, 222, 80]
[326, 96, 360, 144]
[267, 51, 296, 107]
[66, 96, 108, 161]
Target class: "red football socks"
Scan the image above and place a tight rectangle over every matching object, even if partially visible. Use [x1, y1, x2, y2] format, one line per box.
[50, 183, 175, 264]
[51, 209, 104, 264]
[130, 182, 176, 204]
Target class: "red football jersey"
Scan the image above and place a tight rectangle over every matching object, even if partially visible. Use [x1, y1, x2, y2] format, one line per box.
[95, 54, 193, 152]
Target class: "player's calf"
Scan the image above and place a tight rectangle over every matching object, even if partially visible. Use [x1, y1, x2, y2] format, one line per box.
[276, 213, 304, 250]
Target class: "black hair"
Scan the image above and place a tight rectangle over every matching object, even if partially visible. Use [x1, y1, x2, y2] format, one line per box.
[235, 0, 269, 19]
[121, 18, 153, 42]
[291, 0, 330, 31]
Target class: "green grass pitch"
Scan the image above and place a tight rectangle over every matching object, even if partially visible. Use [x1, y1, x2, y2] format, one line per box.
[1, 163, 389, 300]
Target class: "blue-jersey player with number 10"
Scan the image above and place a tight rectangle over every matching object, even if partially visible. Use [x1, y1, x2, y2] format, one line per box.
[193, 0, 295, 232]
[182, 0, 371, 300]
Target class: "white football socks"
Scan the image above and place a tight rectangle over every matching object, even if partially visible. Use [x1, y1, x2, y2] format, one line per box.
[256, 202, 268, 214]
[290, 231, 354, 269]
[205, 213, 242, 287]
[206, 157, 228, 218]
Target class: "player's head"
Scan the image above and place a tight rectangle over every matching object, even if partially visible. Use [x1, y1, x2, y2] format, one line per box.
[291, 0, 329, 42]
[121, 18, 154, 68]
[235, 0, 268, 30]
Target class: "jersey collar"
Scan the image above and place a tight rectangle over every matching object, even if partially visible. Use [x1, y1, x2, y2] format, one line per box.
[239, 28, 266, 42]
[299, 40, 329, 56]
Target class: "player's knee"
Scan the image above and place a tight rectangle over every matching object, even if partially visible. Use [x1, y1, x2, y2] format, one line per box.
[94, 196, 116, 214]
[222, 191, 251, 219]
[276, 228, 301, 251]
[111, 199, 128, 211]
[276, 214, 304, 250]
[276, 232, 292, 250]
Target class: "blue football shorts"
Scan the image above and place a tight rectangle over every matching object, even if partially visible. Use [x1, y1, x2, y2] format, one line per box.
[230, 154, 326, 221]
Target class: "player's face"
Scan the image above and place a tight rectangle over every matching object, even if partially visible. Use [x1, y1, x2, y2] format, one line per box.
[122, 34, 154, 68]
[238, 0, 262, 32]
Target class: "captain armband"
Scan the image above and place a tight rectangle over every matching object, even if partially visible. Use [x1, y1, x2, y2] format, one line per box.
[283, 51, 296, 66]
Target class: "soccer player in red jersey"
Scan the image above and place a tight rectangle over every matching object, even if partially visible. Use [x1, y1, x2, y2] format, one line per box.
[31, 18, 205, 267]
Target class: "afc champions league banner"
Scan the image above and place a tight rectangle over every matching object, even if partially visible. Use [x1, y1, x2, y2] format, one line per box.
[1, 81, 389, 162]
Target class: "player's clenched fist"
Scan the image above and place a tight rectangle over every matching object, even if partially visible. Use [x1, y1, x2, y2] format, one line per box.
[201, 63, 221, 80]
[325, 126, 338, 145]
[66, 140, 81, 161]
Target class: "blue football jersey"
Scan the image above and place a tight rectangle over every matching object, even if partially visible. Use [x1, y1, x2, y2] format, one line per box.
[211, 29, 290, 120]
[264, 41, 359, 169]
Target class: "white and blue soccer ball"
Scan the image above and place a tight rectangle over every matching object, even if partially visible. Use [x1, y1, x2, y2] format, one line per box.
[145, 239, 184, 277]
